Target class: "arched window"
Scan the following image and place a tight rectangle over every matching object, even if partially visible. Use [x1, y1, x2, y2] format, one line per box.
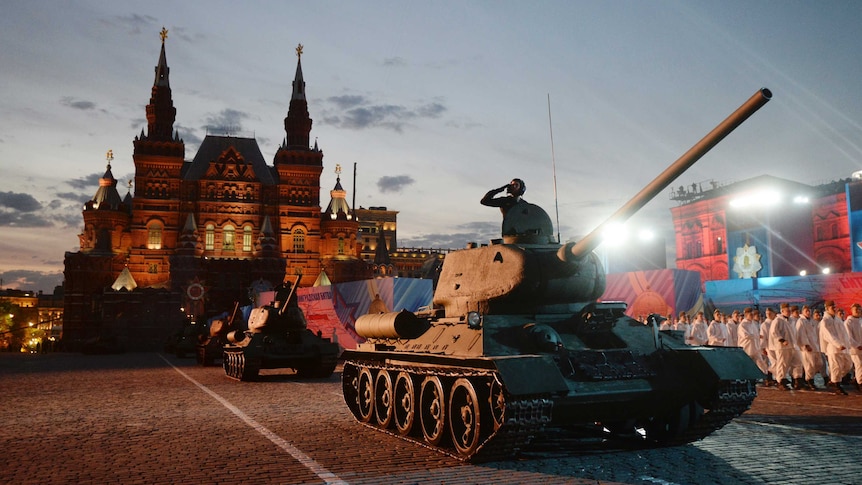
[293, 228, 305, 252]
[338, 237, 345, 255]
[147, 222, 162, 249]
[205, 224, 215, 250]
[243, 225, 253, 252]
[223, 224, 235, 250]
[831, 223, 839, 239]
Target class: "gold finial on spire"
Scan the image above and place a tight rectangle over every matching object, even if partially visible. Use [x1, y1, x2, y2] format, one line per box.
[160, 27, 168, 43]
[335, 163, 342, 177]
[296, 43, 304, 59]
[106, 149, 114, 168]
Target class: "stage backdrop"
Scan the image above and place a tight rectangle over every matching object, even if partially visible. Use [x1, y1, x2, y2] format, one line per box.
[602, 269, 703, 319]
[297, 278, 434, 349]
[705, 272, 862, 312]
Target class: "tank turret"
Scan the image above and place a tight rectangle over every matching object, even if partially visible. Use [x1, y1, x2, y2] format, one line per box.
[221, 277, 340, 381]
[341, 88, 771, 461]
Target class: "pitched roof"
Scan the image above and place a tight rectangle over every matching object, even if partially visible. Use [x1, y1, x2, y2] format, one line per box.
[184, 135, 276, 184]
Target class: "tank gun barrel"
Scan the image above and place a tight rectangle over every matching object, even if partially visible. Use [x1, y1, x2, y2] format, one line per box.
[559, 87, 772, 263]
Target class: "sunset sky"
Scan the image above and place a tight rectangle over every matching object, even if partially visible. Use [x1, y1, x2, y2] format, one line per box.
[3, 0, 862, 293]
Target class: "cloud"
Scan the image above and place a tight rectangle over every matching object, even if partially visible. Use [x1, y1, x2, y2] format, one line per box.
[203, 108, 249, 134]
[0, 191, 42, 212]
[328, 95, 366, 110]
[382, 57, 407, 67]
[400, 221, 501, 249]
[60, 97, 96, 111]
[176, 123, 202, 147]
[377, 175, 415, 193]
[66, 172, 102, 190]
[322, 96, 447, 132]
[0, 269, 64, 294]
[0, 191, 85, 228]
[100, 14, 158, 35]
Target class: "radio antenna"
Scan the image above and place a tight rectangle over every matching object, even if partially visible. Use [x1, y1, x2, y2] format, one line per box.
[548, 93, 561, 243]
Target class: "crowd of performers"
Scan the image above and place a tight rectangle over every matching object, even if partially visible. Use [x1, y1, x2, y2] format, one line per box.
[653, 301, 862, 395]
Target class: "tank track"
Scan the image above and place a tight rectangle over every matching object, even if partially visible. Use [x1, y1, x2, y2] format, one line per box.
[223, 348, 260, 381]
[344, 359, 756, 460]
[342, 359, 552, 462]
[661, 378, 757, 446]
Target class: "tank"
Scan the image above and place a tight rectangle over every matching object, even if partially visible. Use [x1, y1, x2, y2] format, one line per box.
[341, 88, 772, 461]
[222, 277, 340, 381]
[196, 303, 239, 366]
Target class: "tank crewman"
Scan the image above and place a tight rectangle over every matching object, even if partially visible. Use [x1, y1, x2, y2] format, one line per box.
[820, 300, 852, 395]
[796, 304, 824, 389]
[707, 309, 729, 346]
[844, 303, 862, 392]
[739, 307, 768, 375]
[273, 278, 307, 331]
[480, 178, 526, 217]
[687, 311, 708, 346]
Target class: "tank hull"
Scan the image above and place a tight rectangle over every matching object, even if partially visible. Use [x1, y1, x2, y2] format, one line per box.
[223, 330, 339, 381]
[341, 309, 761, 461]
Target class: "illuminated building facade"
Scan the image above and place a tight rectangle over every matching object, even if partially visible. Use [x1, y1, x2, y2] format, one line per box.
[62, 33, 340, 348]
[671, 174, 852, 285]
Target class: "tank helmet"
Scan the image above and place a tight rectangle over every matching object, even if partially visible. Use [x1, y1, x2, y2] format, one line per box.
[509, 178, 526, 197]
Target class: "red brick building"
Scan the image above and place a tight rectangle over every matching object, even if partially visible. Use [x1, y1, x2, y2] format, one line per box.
[671, 175, 852, 286]
[63, 33, 363, 348]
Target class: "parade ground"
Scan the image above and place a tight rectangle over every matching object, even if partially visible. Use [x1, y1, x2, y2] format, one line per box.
[1, 352, 860, 485]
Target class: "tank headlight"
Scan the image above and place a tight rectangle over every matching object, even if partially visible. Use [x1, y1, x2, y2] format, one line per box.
[467, 311, 483, 329]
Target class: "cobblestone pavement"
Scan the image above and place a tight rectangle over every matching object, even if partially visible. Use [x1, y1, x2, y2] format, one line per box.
[1, 352, 860, 484]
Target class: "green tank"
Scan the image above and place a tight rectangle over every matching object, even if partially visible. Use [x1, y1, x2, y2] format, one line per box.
[341, 88, 772, 461]
[222, 278, 339, 381]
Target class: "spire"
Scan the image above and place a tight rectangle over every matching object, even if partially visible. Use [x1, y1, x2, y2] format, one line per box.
[257, 215, 278, 255]
[144, 27, 177, 142]
[154, 27, 170, 87]
[175, 213, 201, 255]
[283, 43, 312, 149]
[90, 150, 123, 210]
[292, 43, 306, 101]
[374, 225, 391, 265]
[323, 164, 351, 220]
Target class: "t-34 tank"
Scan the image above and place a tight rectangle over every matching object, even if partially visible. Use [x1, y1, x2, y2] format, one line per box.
[196, 302, 239, 366]
[222, 277, 339, 381]
[341, 88, 771, 461]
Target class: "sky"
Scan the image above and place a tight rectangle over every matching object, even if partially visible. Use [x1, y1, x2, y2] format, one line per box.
[2, 0, 862, 294]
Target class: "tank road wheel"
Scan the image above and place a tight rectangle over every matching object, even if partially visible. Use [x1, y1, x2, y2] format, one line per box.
[374, 370, 394, 428]
[393, 372, 416, 436]
[223, 351, 237, 379]
[489, 377, 506, 431]
[341, 363, 361, 418]
[419, 375, 447, 446]
[449, 378, 482, 456]
[357, 367, 375, 423]
[644, 402, 692, 443]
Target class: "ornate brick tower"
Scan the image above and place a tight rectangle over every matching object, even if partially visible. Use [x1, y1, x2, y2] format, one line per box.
[320, 164, 369, 283]
[129, 27, 185, 289]
[273, 44, 324, 287]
